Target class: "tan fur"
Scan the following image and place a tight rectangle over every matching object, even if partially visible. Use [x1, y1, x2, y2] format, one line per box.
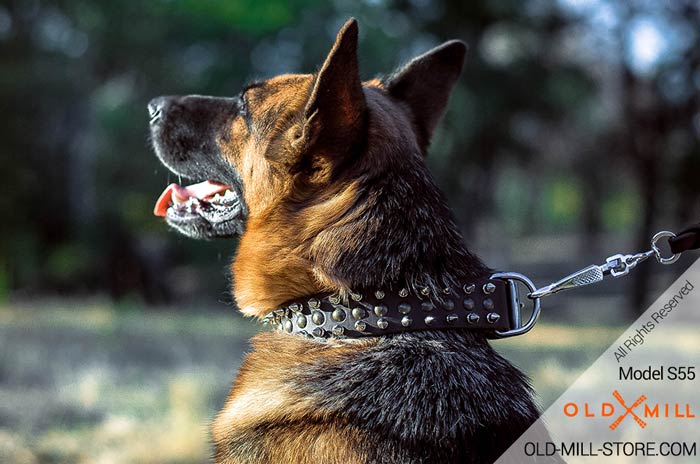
[212, 333, 376, 463]
[217, 72, 392, 316]
[221, 76, 408, 317]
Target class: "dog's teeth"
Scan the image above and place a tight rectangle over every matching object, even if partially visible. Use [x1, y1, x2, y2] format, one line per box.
[214, 193, 221, 201]
[224, 190, 234, 198]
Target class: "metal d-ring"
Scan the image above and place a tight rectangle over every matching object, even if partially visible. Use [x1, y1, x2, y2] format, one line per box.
[651, 231, 681, 265]
[489, 272, 541, 338]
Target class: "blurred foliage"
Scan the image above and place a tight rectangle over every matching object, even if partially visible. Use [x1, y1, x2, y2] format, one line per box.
[0, 0, 698, 307]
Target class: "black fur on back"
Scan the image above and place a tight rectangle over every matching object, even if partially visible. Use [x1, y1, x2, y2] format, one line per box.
[291, 330, 540, 463]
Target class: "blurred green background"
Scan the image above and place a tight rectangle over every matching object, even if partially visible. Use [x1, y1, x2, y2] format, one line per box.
[1, 0, 698, 462]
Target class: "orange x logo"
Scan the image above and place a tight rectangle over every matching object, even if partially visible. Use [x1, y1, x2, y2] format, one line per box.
[609, 390, 647, 430]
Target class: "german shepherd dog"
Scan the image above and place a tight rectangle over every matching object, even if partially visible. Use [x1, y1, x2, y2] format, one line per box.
[149, 18, 553, 464]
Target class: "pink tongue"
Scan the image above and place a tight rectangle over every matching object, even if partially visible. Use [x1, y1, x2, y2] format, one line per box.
[153, 180, 230, 217]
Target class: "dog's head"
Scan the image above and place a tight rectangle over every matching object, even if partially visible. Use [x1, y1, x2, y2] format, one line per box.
[150, 19, 476, 314]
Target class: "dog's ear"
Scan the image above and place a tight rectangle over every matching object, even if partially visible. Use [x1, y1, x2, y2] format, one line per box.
[301, 18, 366, 156]
[385, 40, 467, 152]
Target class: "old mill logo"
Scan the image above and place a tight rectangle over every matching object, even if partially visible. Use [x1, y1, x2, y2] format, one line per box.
[563, 390, 695, 430]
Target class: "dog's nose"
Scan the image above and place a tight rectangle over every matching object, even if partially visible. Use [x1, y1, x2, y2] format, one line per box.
[148, 97, 167, 124]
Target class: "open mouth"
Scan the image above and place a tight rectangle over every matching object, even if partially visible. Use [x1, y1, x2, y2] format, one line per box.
[148, 94, 249, 239]
[153, 179, 246, 239]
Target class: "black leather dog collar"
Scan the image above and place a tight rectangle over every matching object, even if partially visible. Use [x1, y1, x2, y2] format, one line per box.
[264, 277, 516, 340]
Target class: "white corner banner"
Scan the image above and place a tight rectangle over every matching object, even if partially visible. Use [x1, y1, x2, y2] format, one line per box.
[497, 258, 700, 463]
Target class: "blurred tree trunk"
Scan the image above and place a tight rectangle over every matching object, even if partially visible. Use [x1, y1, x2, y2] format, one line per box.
[674, 40, 700, 226]
[621, 67, 660, 314]
[578, 146, 606, 258]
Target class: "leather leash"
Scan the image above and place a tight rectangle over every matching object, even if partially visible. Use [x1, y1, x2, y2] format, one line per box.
[669, 223, 700, 255]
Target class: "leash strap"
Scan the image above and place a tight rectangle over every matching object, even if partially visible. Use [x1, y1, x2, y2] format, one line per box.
[669, 223, 700, 254]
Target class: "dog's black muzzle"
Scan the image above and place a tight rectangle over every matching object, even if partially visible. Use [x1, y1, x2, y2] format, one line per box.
[149, 95, 241, 182]
[149, 95, 247, 240]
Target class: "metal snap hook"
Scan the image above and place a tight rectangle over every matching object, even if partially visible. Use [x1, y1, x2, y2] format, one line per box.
[651, 231, 681, 265]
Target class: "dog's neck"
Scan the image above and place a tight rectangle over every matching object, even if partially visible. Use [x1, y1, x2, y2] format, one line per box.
[318, 160, 489, 293]
[233, 156, 488, 318]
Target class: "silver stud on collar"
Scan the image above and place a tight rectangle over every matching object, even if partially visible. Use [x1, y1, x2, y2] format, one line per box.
[443, 299, 455, 311]
[373, 305, 388, 317]
[311, 311, 325, 325]
[463, 298, 475, 310]
[483, 298, 494, 310]
[420, 287, 430, 296]
[463, 283, 475, 294]
[308, 298, 320, 309]
[467, 313, 480, 324]
[483, 282, 496, 294]
[289, 303, 301, 313]
[398, 288, 409, 298]
[331, 325, 345, 336]
[329, 295, 341, 305]
[374, 290, 385, 300]
[446, 314, 459, 324]
[401, 316, 413, 327]
[354, 320, 367, 331]
[424, 315, 436, 326]
[486, 312, 501, 324]
[296, 314, 307, 328]
[351, 307, 367, 319]
[442, 287, 452, 295]
[331, 308, 346, 322]
[283, 320, 293, 333]
[421, 301, 434, 312]
[398, 302, 412, 314]
[312, 327, 326, 337]
[350, 292, 363, 301]
[377, 318, 389, 329]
